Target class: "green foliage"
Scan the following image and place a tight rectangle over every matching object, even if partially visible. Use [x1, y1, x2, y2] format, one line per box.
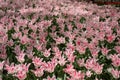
[7, 28, 15, 40]
[79, 17, 86, 23]
[6, 46, 18, 64]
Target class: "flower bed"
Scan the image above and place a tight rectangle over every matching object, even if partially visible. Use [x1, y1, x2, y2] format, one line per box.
[0, 0, 120, 80]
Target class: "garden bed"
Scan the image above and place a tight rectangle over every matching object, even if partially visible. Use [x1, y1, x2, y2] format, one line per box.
[0, 0, 120, 80]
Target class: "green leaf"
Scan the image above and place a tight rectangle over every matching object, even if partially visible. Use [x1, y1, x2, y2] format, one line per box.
[6, 46, 18, 64]
[79, 17, 86, 23]
[25, 71, 36, 80]
[99, 17, 106, 22]
[7, 28, 15, 40]
[57, 43, 66, 51]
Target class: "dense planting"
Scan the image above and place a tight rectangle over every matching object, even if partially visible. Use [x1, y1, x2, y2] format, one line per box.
[0, 0, 120, 80]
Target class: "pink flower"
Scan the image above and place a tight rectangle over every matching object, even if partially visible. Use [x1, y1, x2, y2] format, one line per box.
[20, 35, 30, 44]
[85, 58, 96, 69]
[95, 78, 99, 80]
[66, 32, 76, 41]
[111, 68, 120, 79]
[45, 59, 57, 73]
[43, 48, 51, 57]
[26, 52, 34, 59]
[14, 45, 21, 55]
[0, 52, 7, 59]
[88, 43, 96, 51]
[70, 71, 85, 80]
[6, 63, 30, 80]
[67, 53, 76, 63]
[58, 55, 66, 66]
[97, 31, 105, 40]
[66, 42, 75, 51]
[0, 34, 8, 43]
[0, 26, 6, 37]
[39, 35, 46, 44]
[64, 63, 75, 75]
[64, 49, 75, 63]
[109, 54, 120, 67]
[76, 45, 86, 54]
[35, 44, 42, 51]
[77, 59, 84, 67]
[32, 57, 43, 68]
[85, 58, 103, 74]
[21, 63, 30, 72]
[93, 64, 103, 74]
[90, 48, 99, 58]
[86, 70, 92, 77]
[43, 75, 56, 80]
[76, 39, 81, 46]
[101, 47, 109, 55]
[65, 63, 85, 79]
[106, 34, 116, 43]
[5, 63, 16, 74]
[67, 77, 75, 80]
[7, 40, 14, 46]
[16, 50, 25, 63]
[0, 45, 7, 59]
[15, 71, 27, 80]
[0, 61, 4, 70]
[46, 62, 55, 73]
[32, 67, 44, 77]
[12, 32, 22, 39]
[53, 47, 62, 58]
[15, 63, 30, 73]
[55, 37, 65, 44]
[64, 49, 74, 57]
[115, 46, 120, 54]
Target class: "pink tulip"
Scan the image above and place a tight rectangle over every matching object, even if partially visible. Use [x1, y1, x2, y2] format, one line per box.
[32, 57, 43, 68]
[0, 61, 4, 70]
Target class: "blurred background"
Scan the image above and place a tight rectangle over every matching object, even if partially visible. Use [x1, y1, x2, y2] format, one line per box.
[76, 0, 120, 7]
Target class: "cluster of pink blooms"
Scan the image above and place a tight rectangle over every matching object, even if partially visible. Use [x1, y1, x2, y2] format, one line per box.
[0, 0, 120, 80]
